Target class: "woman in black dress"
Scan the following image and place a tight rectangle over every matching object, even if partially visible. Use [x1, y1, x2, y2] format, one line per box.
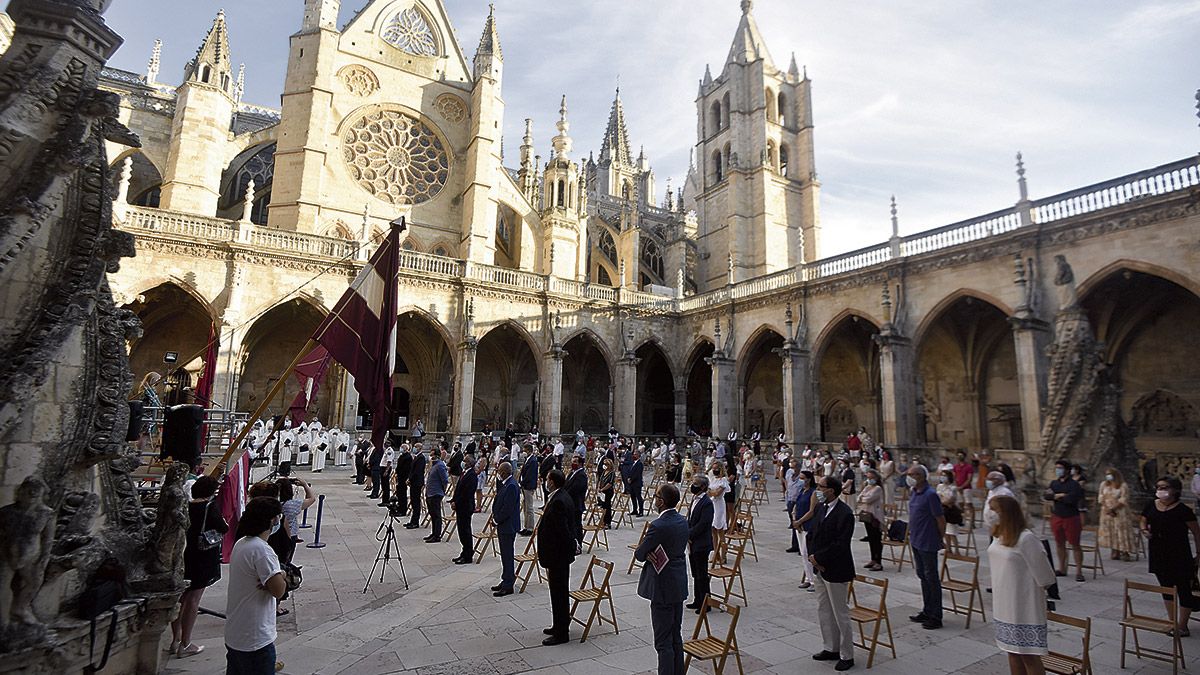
[1141, 476, 1200, 636]
[598, 458, 616, 528]
[169, 475, 228, 658]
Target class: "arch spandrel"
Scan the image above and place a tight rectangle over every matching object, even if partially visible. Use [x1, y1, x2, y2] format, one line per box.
[912, 289, 1015, 349]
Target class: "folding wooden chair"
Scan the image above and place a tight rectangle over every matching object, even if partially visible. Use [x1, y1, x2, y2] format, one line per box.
[440, 509, 457, 542]
[1078, 525, 1105, 579]
[514, 528, 543, 593]
[940, 551, 986, 628]
[949, 503, 979, 556]
[1041, 502, 1053, 535]
[880, 505, 909, 572]
[709, 536, 748, 606]
[683, 597, 743, 675]
[723, 507, 758, 562]
[1119, 579, 1186, 674]
[610, 491, 634, 530]
[1043, 611, 1093, 675]
[568, 556, 619, 642]
[582, 506, 610, 552]
[626, 521, 651, 574]
[848, 575, 896, 668]
[472, 515, 498, 563]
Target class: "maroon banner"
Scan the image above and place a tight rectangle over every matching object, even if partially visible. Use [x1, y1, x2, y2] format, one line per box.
[194, 322, 219, 407]
[288, 344, 332, 425]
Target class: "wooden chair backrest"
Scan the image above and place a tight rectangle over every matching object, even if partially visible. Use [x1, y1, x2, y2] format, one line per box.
[1124, 579, 1178, 623]
[1047, 611, 1091, 659]
[692, 596, 741, 648]
[941, 551, 979, 583]
[849, 574, 889, 614]
[581, 555, 614, 592]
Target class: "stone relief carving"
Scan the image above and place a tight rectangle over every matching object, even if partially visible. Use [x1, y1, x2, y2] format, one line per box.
[433, 93, 466, 124]
[147, 462, 189, 580]
[338, 64, 379, 97]
[341, 107, 450, 206]
[0, 477, 55, 631]
[1132, 389, 1198, 437]
[382, 7, 438, 57]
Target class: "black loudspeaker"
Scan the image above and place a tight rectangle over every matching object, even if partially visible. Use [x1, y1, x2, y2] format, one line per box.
[126, 401, 144, 442]
[162, 404, 205, 468]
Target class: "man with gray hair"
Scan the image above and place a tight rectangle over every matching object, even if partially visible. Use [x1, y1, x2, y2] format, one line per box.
[684, 474, 714, 613]
[906, 463, 945, 630]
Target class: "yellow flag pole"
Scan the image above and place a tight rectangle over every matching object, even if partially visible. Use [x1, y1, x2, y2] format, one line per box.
[208, 338, 317, 477]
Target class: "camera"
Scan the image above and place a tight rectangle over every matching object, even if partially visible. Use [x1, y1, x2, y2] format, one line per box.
[386, 498, 406, 520]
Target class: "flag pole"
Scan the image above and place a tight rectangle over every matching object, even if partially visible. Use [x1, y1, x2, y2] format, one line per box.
[208, 337, 317, 476]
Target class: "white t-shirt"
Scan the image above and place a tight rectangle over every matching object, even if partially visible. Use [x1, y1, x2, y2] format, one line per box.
[225, 536, 281, 652]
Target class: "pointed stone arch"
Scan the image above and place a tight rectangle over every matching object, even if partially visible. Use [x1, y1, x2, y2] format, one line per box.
[684, 338, 716, 436]
[913, 289, 1014, 348]
[736, 325, 786, 438]
[1077, 258, 1200, 304]
[635, 340, 675, 435]
[814, 311, 881, 442]
[122, 281, 217, 405]
[475, 320, 543, 431]
[812, 309, 881, 362]
[394, 307, 456, 432]
[236, 298, 335, 423]
[561, 329, 613, 433]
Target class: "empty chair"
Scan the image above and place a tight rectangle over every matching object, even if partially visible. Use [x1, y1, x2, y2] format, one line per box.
[568, 556, 619, 642]
[1042, 611, 1092, 675]
[682, 597, 743, 675]
[1119, 579, 1186, 674]
[848, 575, 896, 668]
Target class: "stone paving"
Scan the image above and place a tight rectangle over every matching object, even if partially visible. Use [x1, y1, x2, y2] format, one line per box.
[163, 467, 1195, 674]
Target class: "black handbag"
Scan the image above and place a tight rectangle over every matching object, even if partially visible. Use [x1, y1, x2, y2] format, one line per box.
[197, 499, 224, 551]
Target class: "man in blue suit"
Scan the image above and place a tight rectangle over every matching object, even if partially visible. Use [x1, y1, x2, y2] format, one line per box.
[518, 445, 539, 536]
[451, 459, 479, 564]
[491, 461, 521, 596]
[635, 484, 690, 675]
[684, 475, 714, 612]
[628, 450, 646, 516]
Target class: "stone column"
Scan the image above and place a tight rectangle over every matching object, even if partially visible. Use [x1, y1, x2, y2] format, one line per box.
[539, 346, 565, 436]
[614, 354, 639, 433]
[875, 330, 918, 447]
[673, 384, 688, 438]
[1009, 316, 1050, 451]
[453, 339, 478, 439]
[777, 343, 815, 444]
[707, 352, 736, 440]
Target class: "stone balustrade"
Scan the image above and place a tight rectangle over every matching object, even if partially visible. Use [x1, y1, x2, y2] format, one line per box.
[115, 155, 1199, 313]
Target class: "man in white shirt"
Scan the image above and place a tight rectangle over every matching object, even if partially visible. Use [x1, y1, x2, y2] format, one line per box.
[379, 444, 396, 505]
[982, 470, 1017, 529]
[225, 497, 286, 674]
[553, 438, 565, 459]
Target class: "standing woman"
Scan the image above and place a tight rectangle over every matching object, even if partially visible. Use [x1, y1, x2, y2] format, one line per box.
[857, 469, 885, 571]
[169, 475, 228, 658]
[598, 458, 616, 528]
[878, 450, 896, 505]
[708, 463, 730, 564]
[791, 470, 818, 590]
[724, 452, 739, 529]
[1098, 468, 1134, 561]
[784, 458, 803, 553]
[937, 468, 965, 549]
[988, 495, 1057, 675]
[1141, 476, 1200, 636]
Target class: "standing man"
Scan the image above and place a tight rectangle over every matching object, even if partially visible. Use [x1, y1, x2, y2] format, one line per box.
[538, 469, 578, 645]
[808, 475, 856, 672]
[366, 441, 384, 497]
[492, 461, 520, 596]
[1044, 458, 1085, 582]
[635, 484, 689, 675]
[394, 443, 413, 514]
[424, 447, 449, 543]
[684, 475, 713, 613]
[519, 445, 539, 536]
[629, 450, 646, 517]
[907, 464, 946, 630]
[565, 455, 589, 548]
[451, 459, 480, 564]
[405, 443, 427, 529]
[411, 417, 424, 442]
[377, 443, 395, 506]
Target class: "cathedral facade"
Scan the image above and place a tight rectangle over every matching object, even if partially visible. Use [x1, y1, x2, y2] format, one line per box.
[69, 0, 1199, 479]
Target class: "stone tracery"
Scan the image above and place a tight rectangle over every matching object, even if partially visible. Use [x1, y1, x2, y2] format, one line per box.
[381, 7, 438, 57]
[341, 107, 450, 206]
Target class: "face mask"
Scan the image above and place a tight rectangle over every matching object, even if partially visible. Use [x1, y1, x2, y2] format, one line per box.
[905, 476, 917, 488]
[691, 484, 703, 495]
[984, 480, 995, 490]
[1055, 467, 1065, 478]
[859, 462, 869, 471]
[815, 490, 828, 504]
[269, 518, 282, 536]
[1105, 474, 1114, 482]
[983, 507, 999, 530]
[938, 476, 948, 484]
[1157, 489, 1171, 501]
[867, 479, 877, 486]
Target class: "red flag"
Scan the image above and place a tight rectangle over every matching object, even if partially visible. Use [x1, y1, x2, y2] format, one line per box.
[310, 218, 404, 450]
[194, 323, 219, 407]
[288, 344, 332, 425]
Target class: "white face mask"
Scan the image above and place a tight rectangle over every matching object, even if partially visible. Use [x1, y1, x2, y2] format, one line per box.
[815, 490, 828, 504]
[984, 507, 999, 530]
[867, 478, 877, 486]
[1157, 489, 1172, 501]
[1055, 467, 1065, 478]
[905, 475, 917, 488]
[938, 475, 948, 484]
[269, 518, 282, 536]
[984, 480, 995, 490]
[1105, 474, 1114, 482]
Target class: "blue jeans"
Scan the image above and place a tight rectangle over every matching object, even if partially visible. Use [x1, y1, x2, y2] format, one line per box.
[499, 532, 516, 590]
[226, 643, 275, 675]
[912, 547, 942, 621]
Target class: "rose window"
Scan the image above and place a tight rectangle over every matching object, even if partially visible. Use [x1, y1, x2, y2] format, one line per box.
[382, 8, 438, 57]
[341, 108, 450, 205]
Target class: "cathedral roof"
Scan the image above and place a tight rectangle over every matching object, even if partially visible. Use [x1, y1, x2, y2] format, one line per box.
[476, 4, 502, 60]
[183, 9, 231, 83]
[599, 88, 632, 167]
[725, 0, 774, 69]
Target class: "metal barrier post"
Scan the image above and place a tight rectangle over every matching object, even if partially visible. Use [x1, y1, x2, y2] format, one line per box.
[306, 494, 327, 549]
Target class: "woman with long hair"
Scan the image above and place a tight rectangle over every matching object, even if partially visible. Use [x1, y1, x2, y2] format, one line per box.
[1098, 467, 1134, 561]
[708, 462, 730, 564]
[168, 475, 227, 658]
[987, 495, 1056, 675]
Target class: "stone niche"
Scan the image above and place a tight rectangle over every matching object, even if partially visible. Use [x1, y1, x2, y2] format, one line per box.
[0, 1, 181, 673]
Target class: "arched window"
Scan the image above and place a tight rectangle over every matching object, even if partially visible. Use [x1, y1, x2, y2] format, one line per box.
[433, 245, 448, 257]
[556, 179, 566, 208]
[200, 64, 211, 83]
[710, 101, 722, 134]
[765, 88, 777, 122]
[779, 144, 790, 178]
[495, 210, 512, 255]
[598, 228, 617, 264]
[641, 240, 664, 280]
[766, 140, 777, 171]
[777, 92, 788, 126]
[712, 150, 723, 184]
[722, 92, 731, 127]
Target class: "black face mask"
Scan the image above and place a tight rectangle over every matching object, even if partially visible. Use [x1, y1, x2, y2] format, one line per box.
[691, 484, 704, 495]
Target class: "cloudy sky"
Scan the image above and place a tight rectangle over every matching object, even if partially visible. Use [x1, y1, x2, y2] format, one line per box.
[96, 0, 1199, 256]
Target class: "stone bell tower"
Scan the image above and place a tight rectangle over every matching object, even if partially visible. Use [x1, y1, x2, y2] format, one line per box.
[540, 95, 585, 279]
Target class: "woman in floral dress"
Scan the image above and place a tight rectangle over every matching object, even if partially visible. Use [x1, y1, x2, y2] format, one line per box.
[1098, 467, 1134, 561]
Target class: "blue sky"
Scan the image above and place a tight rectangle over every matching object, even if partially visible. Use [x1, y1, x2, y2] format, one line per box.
[95, 0, 1200, 256]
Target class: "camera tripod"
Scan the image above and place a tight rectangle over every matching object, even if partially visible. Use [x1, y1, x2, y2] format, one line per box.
[364, 510, 409, 593]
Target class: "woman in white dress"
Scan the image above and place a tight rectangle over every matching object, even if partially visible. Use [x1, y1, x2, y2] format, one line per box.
[987, 494, 1056, 675]
[708, 463, 730, 564]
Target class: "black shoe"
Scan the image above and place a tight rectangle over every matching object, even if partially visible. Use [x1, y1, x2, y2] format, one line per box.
[785, 546, 799, 553]
[812, 650, 839, 661]
[377, 502, 389, 507]
[519, 529, 533, 536]
[922, 620, 943, 630]
[542, 635, 569, 646]
[453, 558, 472, 565]
[1075, 574, 1086, 582]
[1054, 570, 1067, 577]
[685, 602, 700, 610]
[493, 588, 513, 597]
[423, 536, 437, 543]
[859, 536, 869, 542]
[543, 628, 555, 635]
[835, 658, 855, 671]
[1048, 588, 1061, 601]
[404, 523, 420, 529]
[491, 584, 504, 591]
[908, 613, 928, 623]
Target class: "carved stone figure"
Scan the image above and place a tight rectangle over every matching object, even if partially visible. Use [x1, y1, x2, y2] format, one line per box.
[1053, 254, 1078, 309]
[0, 477, 56, 629]
[147, 462, 189, 579]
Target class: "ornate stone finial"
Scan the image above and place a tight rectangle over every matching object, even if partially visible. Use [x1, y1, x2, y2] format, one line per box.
[552, 94, 571, 160]
[146, 38, 162, 85]
[713, 317, 722, 348]
[464, 296, 476, 341]
[784, 302, 795, 340]
[741, 0, 753, 15]
[1013, 252, 1027, 286]
[727, 252, 735, 285]
[241, 179, 256, 223]
[1016, 151, 1029, 202]
[554, 310, 562, 332]
[619, 260, 627, 287]
[889, 195, 899, 238]
[881, 281, 893, 324]
[234, 63, 245, 106]
[677, 267, 685, 294]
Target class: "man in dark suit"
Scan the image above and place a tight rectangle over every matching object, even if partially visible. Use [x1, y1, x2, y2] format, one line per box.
[684, 475, 714, 613]
[451, 459, 479, 564]
[394, 444, 413, 515]
[491, 461, 521, 596]
[519, 446, 539, 536]
[564, 455, 588, 547]
[808, 475, 856, 671]
[629, 450, 646, 516]
[635, 484, 690, 675]
[538, 445, 555, 499]
[538, 469, 578, 645]
[405, 443, 427, 528]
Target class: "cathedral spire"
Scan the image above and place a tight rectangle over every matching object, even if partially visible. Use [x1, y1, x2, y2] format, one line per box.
[788, 52, 800, 79]
[599, 87, 633, 166]
[725, 0, 774, 68]
[183, 9, 233, 90]
[473, 4, 503, 80]
[145, 38, 162, 85]
[552, 94, 572, 160]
